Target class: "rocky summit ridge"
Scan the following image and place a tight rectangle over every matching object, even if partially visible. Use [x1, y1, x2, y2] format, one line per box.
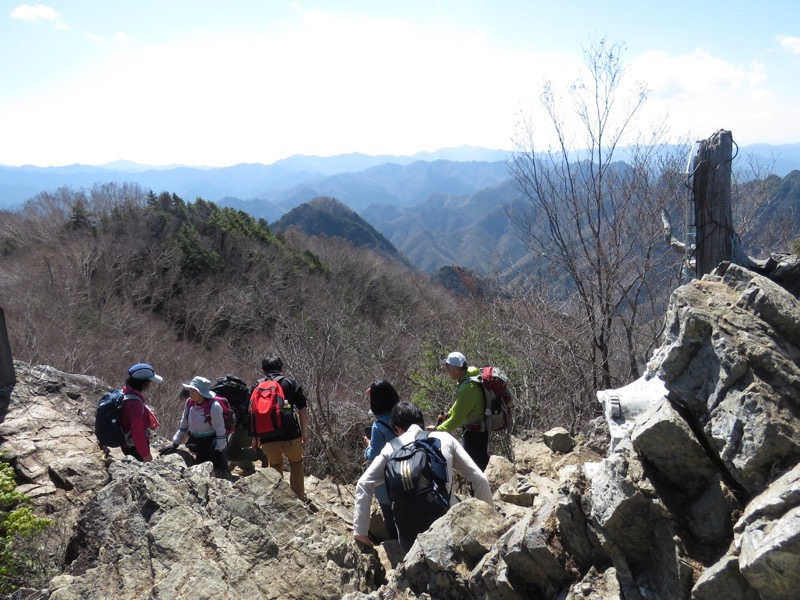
[1, 262, 799, 599]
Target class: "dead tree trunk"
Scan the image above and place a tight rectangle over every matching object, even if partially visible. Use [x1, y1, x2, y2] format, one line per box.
[0, 307, 15, 388]
[694, 129, 734, 276]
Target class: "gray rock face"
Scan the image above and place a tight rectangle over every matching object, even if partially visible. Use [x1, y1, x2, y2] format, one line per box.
[651, 263, 800, 496]
[4, 263, 800, 599]
[50, 459, 383, 600]
[735, 462, 800, 600]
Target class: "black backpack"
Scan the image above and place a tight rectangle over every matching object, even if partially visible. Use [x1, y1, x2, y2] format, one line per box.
[210, 374, 250, 430]
[95, 389, 126, 448]
[384, 430, 450, 542]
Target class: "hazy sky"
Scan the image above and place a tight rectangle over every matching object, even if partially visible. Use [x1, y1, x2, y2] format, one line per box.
[2, 1, 798, 167]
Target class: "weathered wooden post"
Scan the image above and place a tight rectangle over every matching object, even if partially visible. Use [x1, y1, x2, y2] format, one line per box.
[693, 129, 734, 276]
[0, 307, 14, 388]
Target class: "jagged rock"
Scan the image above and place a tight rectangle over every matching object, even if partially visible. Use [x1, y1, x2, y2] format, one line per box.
[511, 437, 560, 478]
[497, 473, 557, 508]
[631, 397, 717, 493]
[500, 498, 570, 592]
[650, 263, 800, 496]
[51, 457, 383, 599]
[562, 566, 621, 599]
[734, 462, 800, 599]
[485, 454, 517, 490]
[556, 465, 604, 573]
[543, 427, 575, 453]
[471, 497, 573, 599]
[683, 473, 739, 546]
[396, 499, 508, 600]
[692, 554, 761, 600]
[630, 396, 740, 547]
[589, 439, 694, 599]
[582, 416, 610, 456]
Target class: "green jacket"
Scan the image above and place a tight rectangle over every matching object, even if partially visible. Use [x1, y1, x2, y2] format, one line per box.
[437, 366, 484, 432]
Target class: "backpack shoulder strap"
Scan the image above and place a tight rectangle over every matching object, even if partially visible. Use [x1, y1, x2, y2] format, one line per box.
[389, 435, 406, 452]
[123, 389, 144, 403]
[270, 374, 288, 393]
[196, 398, 214, 423]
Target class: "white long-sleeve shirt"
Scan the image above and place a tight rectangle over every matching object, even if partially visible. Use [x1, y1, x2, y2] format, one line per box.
[171, 398, 227, 451]
[353, 424, 493, 538]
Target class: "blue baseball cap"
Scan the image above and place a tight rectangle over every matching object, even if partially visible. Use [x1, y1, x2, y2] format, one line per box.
[128, 363, 163, 382]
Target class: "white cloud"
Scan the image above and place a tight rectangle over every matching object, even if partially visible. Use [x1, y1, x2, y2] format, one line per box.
[87, 33, 105, 44]
[777, 35, 800, 55]
[43, 10, 547, 164]
[627, 49, 788, 145]
[748, 61, 767, 86]
[114, 32, 130, 44]
[632, 49, 746, 101]
[751, 89, 774, 101]
[10, 3, 58, 23]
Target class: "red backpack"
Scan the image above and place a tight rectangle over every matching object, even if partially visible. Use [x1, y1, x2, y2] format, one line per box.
[249, 376, 300, 440]
[187, 396, 237, 436]
[465, 366, 513, 432]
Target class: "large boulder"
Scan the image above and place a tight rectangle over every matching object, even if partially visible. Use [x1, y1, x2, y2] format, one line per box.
[650, 263, 800, 496]
[49, 458, 383, 599]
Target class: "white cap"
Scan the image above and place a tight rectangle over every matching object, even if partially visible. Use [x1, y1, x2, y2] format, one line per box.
[440, 351, 467, 367]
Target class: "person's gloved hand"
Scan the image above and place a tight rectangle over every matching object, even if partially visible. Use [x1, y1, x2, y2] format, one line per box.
[159, 443, 178, 456]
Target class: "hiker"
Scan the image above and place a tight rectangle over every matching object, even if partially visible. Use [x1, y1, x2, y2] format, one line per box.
[353, 400, 492, 553]
[211, 374, 259, 476]
[362, 380, 400, 540]
[427, 351, 490, 471]
[250, 356, 309, 500]
[160, 376, 229, 472]
[120, 362, 162, 462]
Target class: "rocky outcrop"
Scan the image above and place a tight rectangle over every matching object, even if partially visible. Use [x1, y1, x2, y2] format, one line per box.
[3, 262, 800, 599]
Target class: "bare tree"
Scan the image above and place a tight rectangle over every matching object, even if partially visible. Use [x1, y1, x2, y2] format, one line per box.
[508, 39, 684, 391]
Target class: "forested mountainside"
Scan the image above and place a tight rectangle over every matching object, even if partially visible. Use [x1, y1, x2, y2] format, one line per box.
[3, 152, 799, 279]
[271, 196, 410, 267]
[0, 182, 601, 486]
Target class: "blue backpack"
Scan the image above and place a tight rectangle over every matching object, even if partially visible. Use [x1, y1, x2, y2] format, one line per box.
[95, 389, 126, 448]
[384, 431, 450, 541]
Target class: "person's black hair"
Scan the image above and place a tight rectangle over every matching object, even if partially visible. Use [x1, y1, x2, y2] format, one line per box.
[261, 356, 283, 374]
[390, 401, 425, 431]
[125, 376, 150, 392]
[179, 387, 190, 400]
[369, 380, 399, 416]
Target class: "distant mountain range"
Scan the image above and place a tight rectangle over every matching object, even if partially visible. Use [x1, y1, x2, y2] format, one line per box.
[2, 143, 798, 276]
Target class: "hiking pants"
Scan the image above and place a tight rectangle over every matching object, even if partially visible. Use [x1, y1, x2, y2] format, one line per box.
[121, 445, 145, 462]
[462, 428, 490, 471]
[261, 437, 305, 501]
[188, 435, 229, 472]
[227, 426, 258, 472]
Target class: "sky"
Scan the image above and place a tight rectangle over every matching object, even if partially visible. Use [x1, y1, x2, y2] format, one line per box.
[1, 0, 799, 168]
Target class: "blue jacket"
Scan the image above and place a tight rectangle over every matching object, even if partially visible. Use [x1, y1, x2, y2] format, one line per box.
[364, 412, 395, 505]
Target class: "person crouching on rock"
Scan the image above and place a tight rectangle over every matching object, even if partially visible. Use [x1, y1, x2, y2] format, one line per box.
[160, 376, 229, 472]
[121, 362, 162, 463]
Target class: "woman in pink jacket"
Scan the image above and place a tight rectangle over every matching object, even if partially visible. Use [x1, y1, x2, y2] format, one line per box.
[120, 363, 162, 462]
